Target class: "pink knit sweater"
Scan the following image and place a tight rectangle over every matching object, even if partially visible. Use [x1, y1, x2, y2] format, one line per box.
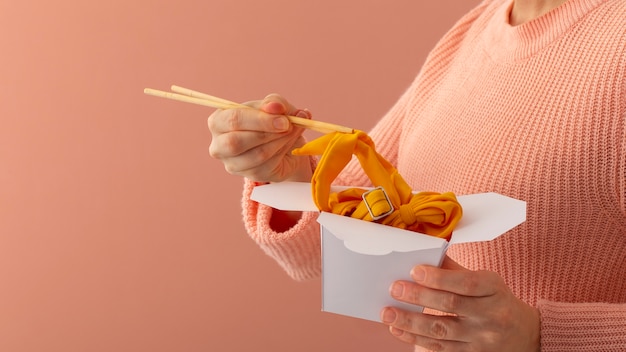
[241, 0, 626, 350]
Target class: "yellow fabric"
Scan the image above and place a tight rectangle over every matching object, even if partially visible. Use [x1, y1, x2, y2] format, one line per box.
[292, 130, 462, 239]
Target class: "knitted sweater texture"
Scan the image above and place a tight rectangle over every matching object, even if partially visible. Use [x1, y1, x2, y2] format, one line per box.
[241, 0, 626, 350]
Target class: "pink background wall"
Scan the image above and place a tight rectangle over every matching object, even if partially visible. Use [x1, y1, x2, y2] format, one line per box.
[0, 1, 479, 351]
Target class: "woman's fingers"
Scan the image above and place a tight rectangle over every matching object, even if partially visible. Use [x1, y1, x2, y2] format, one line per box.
[207, 107, 291, 135]
[206, 93, 313, 182]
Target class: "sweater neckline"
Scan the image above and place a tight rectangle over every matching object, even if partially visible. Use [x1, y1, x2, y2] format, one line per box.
[482, 0, 608, 62]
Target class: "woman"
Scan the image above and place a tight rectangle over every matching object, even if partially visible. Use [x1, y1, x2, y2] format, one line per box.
[206, 0, 626, 350]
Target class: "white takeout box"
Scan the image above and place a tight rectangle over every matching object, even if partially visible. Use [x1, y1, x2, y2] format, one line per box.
[251, 182, 526, 322]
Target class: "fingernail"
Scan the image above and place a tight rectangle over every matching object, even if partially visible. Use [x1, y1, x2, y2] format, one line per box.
[411, 267, 425, 282]
[381, 308, 396, 323]
[273, 117, 289, 131]
[391, 282, 404, 297]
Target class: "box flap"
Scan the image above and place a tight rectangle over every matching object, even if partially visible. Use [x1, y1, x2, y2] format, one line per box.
[450, 192, 526, 244]
[251, 183, 526, 245]
[250, 182, 345, 211]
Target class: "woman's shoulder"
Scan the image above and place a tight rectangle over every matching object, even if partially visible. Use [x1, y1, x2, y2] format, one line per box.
[415, 0, 501, 75]
[580, 0, 626, 56]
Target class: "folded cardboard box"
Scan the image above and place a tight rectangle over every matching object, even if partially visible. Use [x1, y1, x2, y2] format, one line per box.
[251, 182, 526, 322]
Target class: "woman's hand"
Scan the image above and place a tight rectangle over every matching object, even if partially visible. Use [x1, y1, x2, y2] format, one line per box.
[207, 94, 313, 183]
[381, 256, 540, 352]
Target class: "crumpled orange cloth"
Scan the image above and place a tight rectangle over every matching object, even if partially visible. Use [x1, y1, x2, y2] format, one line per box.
[292, 130, 462, 240]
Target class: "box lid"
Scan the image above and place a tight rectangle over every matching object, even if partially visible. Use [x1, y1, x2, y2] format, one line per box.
[251, 182, 526, 250]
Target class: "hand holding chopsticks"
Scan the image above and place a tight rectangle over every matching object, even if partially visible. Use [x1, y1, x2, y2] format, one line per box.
[143, 85, 354, 134]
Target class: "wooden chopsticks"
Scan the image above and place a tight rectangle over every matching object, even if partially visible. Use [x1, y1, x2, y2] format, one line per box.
[143, 85, 354, 134]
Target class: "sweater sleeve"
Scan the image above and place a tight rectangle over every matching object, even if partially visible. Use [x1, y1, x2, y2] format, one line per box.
[612, 48, 626, 216]
[241, 178, 322, 281]
[537, 301, 626, 351]
[333, 81, 414, 187]
[537, 76, 626, 352]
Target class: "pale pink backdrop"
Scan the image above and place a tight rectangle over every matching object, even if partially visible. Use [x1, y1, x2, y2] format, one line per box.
[0, 1, 479, 351]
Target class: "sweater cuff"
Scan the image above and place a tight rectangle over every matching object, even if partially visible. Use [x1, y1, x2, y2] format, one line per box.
[538, 300, 626, 351]
[241, 178, 321, 281]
